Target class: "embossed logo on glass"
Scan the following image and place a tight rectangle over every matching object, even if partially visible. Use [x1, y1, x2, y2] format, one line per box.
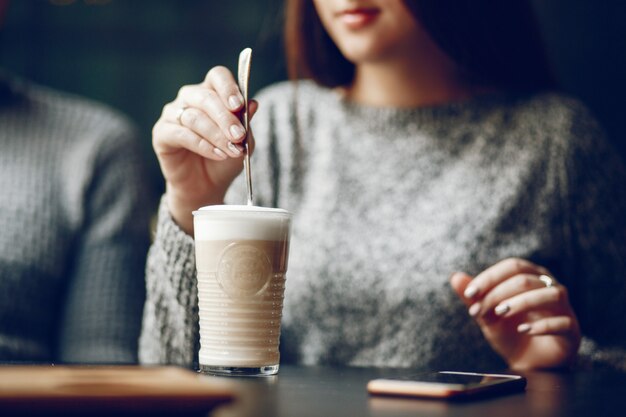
[216, 243, 272, 299]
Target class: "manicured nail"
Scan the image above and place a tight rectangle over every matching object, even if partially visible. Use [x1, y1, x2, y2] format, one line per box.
[230, 124, 245, 140]
[464, 286, 478, 299]
[468, 303, 481, 317]
[227, 141, 241, 155]
[228, 95, 243, 110]
[494, 304, 510, 316]
[213, 148, 227, 159]
[517, 323, 531, 333]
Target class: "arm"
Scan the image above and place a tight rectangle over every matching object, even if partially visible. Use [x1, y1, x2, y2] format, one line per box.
[139, 198, 199, 366]
[57, 126, 154, 364]
[139, 132, 277, 367]
[562, 106, 626, 370]
[139, 66, 277, 366]
[449, 99, 626, 370]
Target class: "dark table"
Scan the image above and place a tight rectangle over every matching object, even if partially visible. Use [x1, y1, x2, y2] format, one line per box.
[206, 365, 626, 417]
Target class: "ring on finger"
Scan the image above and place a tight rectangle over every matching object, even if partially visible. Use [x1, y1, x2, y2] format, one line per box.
[175, 106, 189, 125]
[538, 274, 555, 288]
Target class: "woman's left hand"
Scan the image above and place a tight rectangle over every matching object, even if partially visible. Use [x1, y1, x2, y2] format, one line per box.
[450, 258, 581, 370]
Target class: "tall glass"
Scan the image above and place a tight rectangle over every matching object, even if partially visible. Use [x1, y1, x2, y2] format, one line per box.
[193, 205, 291, 376]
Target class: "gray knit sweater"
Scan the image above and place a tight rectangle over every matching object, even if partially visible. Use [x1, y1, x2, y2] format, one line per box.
[140, 81, 626, 370]
[0, 77, 153, 363]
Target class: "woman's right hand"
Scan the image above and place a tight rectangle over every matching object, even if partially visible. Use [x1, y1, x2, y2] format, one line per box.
[152, 66, 259, 234]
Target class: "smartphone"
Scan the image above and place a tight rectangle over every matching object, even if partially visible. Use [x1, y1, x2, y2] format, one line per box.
[367, 371, 526, 399]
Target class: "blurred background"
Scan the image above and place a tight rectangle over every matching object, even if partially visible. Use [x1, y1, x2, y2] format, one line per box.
[0, 0, 287, 195]
[1, 0, 625, 196]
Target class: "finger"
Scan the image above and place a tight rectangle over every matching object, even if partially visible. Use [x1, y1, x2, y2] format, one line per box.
[196, 89, 248, 144]
[450, 272, 489, 319]
[153, 121, 227, 161]
[472, 273, 549, 318]
[241, 100, 258, 153]
[463, 258, 551, 301]
[517, 316, 579, 336]
[204, 66, 245, 111]
[174, 84, 247, 145]
[246, 128, 256, 155]
[492, 285, 569, 319]
[449, 272, 474, 308]
[163, 102, 244, 158]
[249, 99, 259, 119]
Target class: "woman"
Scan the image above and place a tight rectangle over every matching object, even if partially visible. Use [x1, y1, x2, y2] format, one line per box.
[140, 0, 626, 370]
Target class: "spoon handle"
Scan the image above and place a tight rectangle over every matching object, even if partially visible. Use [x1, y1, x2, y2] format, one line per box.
[238, 47, 253, 206]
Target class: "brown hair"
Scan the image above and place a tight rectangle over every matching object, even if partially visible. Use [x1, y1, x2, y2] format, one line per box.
[284, 0, 556, 91]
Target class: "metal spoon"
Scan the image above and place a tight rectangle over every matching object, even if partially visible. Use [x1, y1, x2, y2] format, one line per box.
[237, 47, 253, 206]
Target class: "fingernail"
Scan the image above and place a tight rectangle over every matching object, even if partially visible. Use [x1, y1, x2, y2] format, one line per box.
[468, 303, 481, 317]
[227, 141, 241, 155]
[464, 286, 478, 299]
[230, 124, 245, 140]
[228, 95, 243, 110]
[517, 323, 531, 333]
[213, 148, 227, 159]
[494, 304, 510, 316]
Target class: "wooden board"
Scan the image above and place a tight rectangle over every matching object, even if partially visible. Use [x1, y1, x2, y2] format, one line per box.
[0, 365, 234, 415]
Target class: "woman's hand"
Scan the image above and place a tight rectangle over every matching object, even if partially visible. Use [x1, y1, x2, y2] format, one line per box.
[450, 258, 581, 370]
[152, 66, 259, 234]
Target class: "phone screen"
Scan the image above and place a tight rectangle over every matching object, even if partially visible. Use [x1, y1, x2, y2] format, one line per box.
[367, 371, 526, 399]
[399, 371, 511, 386]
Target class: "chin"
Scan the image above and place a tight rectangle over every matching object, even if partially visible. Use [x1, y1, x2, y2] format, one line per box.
[336, 39, 391, 64]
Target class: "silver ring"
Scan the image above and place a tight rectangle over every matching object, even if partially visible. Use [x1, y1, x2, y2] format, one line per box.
[538, 274, 554, 288]
[175, 106, 188, 125]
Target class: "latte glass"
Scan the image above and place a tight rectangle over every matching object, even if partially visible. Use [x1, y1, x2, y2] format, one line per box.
[193, 205, 291, 376]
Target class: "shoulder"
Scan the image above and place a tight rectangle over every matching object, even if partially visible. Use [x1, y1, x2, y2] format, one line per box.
[514, 92, 626, 191]
[507, 91, 600, 138]
[254, 79, 331, 102]
[484, 91, 606, 160]
[12, 79, 138, 147]
[253, 79, 335, 117]
[512, 91, 589, 115]
[251, 80, 339, 145]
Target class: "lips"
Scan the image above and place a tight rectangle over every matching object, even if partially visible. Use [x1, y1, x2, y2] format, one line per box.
[338, 7, 381, 29]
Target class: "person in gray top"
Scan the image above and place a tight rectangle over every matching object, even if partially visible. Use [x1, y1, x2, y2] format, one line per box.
[140, 0, 626, 371]
[0, 74, 154, 363]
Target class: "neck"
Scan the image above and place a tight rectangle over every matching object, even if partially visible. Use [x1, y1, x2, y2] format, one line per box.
[345, 48, 475, 108]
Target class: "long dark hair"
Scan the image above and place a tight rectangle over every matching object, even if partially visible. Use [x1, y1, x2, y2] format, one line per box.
[284, 0, 556, 92]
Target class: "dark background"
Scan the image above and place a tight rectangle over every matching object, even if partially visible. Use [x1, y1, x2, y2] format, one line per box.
[0, 0, 287, 194]
[1, 0, 625, 196]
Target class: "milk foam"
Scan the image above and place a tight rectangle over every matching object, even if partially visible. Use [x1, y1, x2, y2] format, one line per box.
[193, 205, 290, 241]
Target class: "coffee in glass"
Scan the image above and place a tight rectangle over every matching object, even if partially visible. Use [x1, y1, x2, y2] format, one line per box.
[193, 205, 291, 376]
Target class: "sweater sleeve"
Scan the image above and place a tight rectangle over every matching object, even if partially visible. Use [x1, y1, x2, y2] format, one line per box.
[558, 103, 626, 370]
[139, 197, 199, 367]
[57, 124, 154, 364]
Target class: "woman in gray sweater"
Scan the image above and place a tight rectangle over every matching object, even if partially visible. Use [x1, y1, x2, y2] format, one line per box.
[141, 0, 626, 371]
